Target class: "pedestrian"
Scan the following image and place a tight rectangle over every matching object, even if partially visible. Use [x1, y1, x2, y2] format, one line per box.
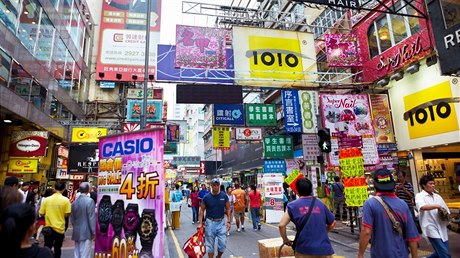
[248, 184, 262, 231]
[415, 174, 451, 258]
[198, 183, 210, 221]
[26, 186, 40, 208]
[0, 184, 23, 217]
[4, 176, 19, 189]
[197, 178, 230, 258]
[190, 186, 200, 224]
[39, 180, 71, 258]
[358, 169, 420, 258]
[35, 188, 55, 244]
[330, 176, 346, 221]
[170, 184, 183, 229]
[89, 185, 97, 204]
[18, 181, 30, 203]
[395, 170, 419, 230]
[279, 178, 336, 257]
[0, 203, 53, 258]
[70, 182, 96, 258]
[231, 183, 248, 232]
[226, 186, 235, 236]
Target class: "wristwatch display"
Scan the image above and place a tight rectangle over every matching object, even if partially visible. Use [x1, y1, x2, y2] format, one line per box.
[137, 209, 158, 256]
[123, 203, 140, 242]
[98, 195, 112, 235]
[111, 200, 125, 236]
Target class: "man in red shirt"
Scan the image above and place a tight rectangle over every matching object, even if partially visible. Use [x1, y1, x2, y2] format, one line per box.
[248, 184, 261, 231]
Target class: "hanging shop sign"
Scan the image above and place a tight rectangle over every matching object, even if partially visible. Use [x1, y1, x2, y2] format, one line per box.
[9, 131, 49, 157]
[71, 128, 107, 143]
[301, 134, 321, 161]
[175, 25, 227, 69]
[8, 158, 39, 173]
[166, 124, 180, 143]
[339, 148, 367, 207]
[282, 90, 302, 133]
[213, 104, 245, 126]
[164, 142, 178, 155]
[299, 91, 318, 134]
[172, 156, 201, 166]
[263, 173, 285, 223]
[126, 88, 163, 99]
[232, 26, 317, 87]
[245, 104, 277, 126]
[68, 144, 99, 174]
[263, 135, 294, 159]
[369, 94, 395, 143]
[99, 81, 115, 89]
[57, 146, 69, 158]
[126, 99, 163, 123]
[235, 127, 262, 141]
[96, 129, 164, 258]
[122, 123, 159, 132]
[264, 160, 286, 173]
[324, 34, 362, 67]
[212, 126, 231, 149]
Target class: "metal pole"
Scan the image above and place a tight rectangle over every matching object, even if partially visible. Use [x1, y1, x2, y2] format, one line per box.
[141, 0, 152, 130]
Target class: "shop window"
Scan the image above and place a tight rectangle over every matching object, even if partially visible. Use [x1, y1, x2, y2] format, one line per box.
[406, 4, 421, 34]
[376, 17, 392, 53]
[0, 0, 20, 33]
[440, 0, 460, 29]
[367, 25, 379, 58]
[18, 0, 41, 54]
[390, 14, 408, 44]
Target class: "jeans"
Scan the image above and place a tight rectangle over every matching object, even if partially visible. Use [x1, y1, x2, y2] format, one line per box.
[192, 206, 199, 223]
[74, 239, 92, 258]
[427, 238, 451, 258]
[205, 218, 227, 253]
[250, 208, 260, 229]
[44, 228, 65, 258]
[334, 197, 346, 220]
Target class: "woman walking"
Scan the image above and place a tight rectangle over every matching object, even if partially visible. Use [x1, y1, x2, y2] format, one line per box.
[226, 186, 235, 235]
[248, 184, 262, 231]
[190, 186, 200, 224]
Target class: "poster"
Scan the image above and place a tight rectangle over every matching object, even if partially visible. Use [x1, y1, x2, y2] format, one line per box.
[95, 129, 164, 258]
[324, 34, 361, 67]
[369, 94, 395, 143]
[263, 173, 285, 223]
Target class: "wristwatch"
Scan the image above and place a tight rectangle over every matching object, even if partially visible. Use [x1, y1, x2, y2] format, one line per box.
[111, 200, 125, 236]
[138, 209, 158, 256]
[123, 203, 140, 241]
[98, 195, 112, 235]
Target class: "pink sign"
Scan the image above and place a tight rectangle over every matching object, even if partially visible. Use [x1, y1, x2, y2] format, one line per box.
[175, 25, 227, 69]
[325, 34, 362, 67]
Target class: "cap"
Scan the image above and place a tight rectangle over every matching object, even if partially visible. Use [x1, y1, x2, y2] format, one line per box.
[373, 169, 395, 191]
[211, 178, 220, 185]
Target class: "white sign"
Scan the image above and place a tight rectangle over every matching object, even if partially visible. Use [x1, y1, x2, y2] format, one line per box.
[235, 127, 262, 141]
[16, 139, 40, 152]
[263, 173, 285, 223]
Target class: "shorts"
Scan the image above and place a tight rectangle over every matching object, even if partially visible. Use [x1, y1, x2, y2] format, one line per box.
[233, 211, 245, 219]
[205, 219, 227, 253]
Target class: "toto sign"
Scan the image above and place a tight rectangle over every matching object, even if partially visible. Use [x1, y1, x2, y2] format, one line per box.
[9, 131, 49, 157]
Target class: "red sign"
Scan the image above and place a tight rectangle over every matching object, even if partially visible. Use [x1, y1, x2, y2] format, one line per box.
[9, 131, 49, 157]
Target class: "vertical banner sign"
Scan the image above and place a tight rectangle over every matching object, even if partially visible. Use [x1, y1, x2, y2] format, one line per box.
[263, 135, 294, 159]
[339, 148, 367, 207]
[299, 91, 318, 133]
[369, 94, 395, 143]
[213, 104, 245, 126]
[282, 90, 302, 133]
[263, 173, 285, 223]
[212, 126, 231, 149]
[96, 129, 164, 258]
[166, 124, 180, 142]
[126, 100, 163, 123]
[245, 104, 277, 126]
[301, 134, 321, 161]
[175, 25, 227, 69]
[263, 160, 286, 173]
[96, 0, 162, 81]
[324, 34, 362, 67]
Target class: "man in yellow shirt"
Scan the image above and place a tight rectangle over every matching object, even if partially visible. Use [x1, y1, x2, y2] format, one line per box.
[39, 181, 71, 258]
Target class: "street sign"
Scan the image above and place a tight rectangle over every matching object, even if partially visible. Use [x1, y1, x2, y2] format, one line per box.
[213, 104, 245, 126]
[263, 135, 294, 159]
[245, 104, 277, 126]
[264, 160, 286, 173]
[282, 90, 302, 133]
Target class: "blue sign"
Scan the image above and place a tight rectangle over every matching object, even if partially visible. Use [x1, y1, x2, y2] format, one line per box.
[100, 81, 116, 89]
[213, 104, 245, 126]
[264, 160, 286, 173]
[282, 90, 302, 133]
[156, 45, 234, 84]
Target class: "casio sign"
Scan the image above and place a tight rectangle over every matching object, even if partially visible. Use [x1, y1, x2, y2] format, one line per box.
[16, 139, 41, 152]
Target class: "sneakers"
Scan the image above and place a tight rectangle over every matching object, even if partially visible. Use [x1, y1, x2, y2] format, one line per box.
[227, 232, 230, 236]
[192, 221, 195, 224]
[252, 228, 257, 232]
[258, 224, 261, 230]
[241, 226, 245, 232]
[236, 228, 241, 232]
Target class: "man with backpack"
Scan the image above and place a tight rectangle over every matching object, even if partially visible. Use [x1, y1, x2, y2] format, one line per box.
[231, 183, 248, 232]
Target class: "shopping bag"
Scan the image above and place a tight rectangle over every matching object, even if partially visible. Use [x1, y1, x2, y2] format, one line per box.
[183, 228, 206, 258]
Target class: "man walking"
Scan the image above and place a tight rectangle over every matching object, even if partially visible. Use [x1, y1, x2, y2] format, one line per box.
[231, 183, 248, 232]
[358, 169, 420, 258]
[71, 182, 96, 258]
[18, 181, 30, 203]
[39, 181, 71, 258]
[198, 178, 230, 258]
[331, 176, 346, 221]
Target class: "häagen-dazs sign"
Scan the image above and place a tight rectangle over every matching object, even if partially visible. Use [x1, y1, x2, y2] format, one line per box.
[9, 131, 49, 157]
[16, 139, 41, 152]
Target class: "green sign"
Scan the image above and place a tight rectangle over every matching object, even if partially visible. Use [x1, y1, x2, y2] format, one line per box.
[246, 104, 277, 126]
[263, 135, 294, 159]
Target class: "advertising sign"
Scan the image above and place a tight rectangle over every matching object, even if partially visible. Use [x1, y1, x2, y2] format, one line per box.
[156, 44, 234, 83]
[8, 158, 39, 173]
[232, 26, 317, 87]
[122, 123, 159, 132]
[96, 129, 164, 258]
[175, 25, 227, 69]
[126, 88, 163, 99]
[282, 90, 302, 133]
[166, 124, 180, 143]
[299, 91, 318, 134]
[100, 81, 116, 89]
[301, 134, 321, 161]
[263, 135, 294, 159]
[68, 144, 99, 174]
[235, 127, 262, 141]
[369, 94, 395, 143]
[263, 173, 285, 223]
[96, 0, 162, 81]
[126, 99, 163, 123]
[172, 156, 201, 166]
[213, 104, 245, 126]
[320, 94, 378, 166]
[71, 128, 107, 143]
[245, 104, 277, 126]
[9, 131, 49, 157]
[324, 34, 361, 67]
[164, 142, 178, 155]
[213, 126, 231, 149]
[264, 160, 286, 173]
[57, 146, 69, 158]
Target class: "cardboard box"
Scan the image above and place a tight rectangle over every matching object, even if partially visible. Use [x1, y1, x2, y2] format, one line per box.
[258, 236, 295, 258]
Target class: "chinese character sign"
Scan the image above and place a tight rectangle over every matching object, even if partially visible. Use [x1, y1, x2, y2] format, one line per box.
[264, 160, 286, 173]
[263, 135, 294, 159]
[324, 34, 362, 67]
[96, 129, 164, 258]
[175, 25, 227, 69]
[246, 104, 277, 126]
[299, 91, 318, 134]
[126, 100, 163, 122]
[282, 90, 302, 133]
[213, 126, 231, 149]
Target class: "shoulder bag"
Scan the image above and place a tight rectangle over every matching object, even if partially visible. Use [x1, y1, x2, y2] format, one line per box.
[374, 196, 403, 234]
[291, 197, 316, 250]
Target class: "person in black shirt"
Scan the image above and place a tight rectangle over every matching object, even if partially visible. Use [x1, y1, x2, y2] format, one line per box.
[90, 185, 97, 204]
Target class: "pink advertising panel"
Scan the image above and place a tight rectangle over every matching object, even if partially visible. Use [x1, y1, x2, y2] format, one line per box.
[325, 34, 362, 67]
[320, 94, 379, 166]
[175, 25, 227, 69]
[96, 129, 164, 258]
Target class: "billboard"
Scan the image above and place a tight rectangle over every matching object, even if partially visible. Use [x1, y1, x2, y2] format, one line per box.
[96, 129, 164, 258]
[126, 99, 163, 122]
[96, 0, 162, 81]
[213, 104, 245, 126]
[232, 26, 317, 87]
[324, 34, 362, 67]
[8, 158, 39, 173]
[71, 128, 107, 143]
[68, 144, 99, 174]
[9, 131, 49, 157]
[176, 84, 242, 104]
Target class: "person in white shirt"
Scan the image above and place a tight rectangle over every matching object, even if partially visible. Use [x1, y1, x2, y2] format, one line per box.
[415, 174, 451, 258]
[18, 182, 30, 203]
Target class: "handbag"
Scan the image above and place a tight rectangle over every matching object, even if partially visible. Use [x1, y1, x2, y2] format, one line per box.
[291, 197, 316, 250]
[183, 228, 206, 258]
[42, 226, 53, 236]
[374, 196, 403, 234]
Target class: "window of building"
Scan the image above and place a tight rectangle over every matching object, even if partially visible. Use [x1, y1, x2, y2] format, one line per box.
[0, 0, 20, 33]
[36, 12, 55, 68]
[18, 0, 41, 54]
[440, 0, 460, 29]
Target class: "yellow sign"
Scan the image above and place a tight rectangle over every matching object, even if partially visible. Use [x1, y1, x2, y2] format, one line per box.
[403, 81, 458, 139]
[71, 127, 107, 142]
[8, 158, 39, 173]
[212, 126, 230, 149]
